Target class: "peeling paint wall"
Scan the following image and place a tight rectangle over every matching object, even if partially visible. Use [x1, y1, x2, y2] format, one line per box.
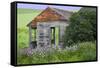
[36, 21, 69, 49]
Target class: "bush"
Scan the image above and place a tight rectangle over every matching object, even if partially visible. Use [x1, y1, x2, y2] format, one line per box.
[63, 7, 97, 47]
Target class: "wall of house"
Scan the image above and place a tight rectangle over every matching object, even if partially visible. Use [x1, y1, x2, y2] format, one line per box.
[36, 22, 51, 49]
[36, 21, 69, 49]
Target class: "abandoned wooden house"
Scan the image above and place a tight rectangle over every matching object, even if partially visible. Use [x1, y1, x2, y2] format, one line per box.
[27, 7, 73, 50]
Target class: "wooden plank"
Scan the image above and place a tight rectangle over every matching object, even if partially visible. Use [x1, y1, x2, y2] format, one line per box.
[29, 25, 32, 47]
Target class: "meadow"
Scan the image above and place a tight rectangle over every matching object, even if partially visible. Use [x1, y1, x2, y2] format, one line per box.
[17, 8, 97, 65]
[17, 42, 96, 64]
[17, 8, 42, 48]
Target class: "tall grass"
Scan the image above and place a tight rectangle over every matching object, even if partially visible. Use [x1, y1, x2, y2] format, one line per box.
[17, 42, 96, 65]
[17, 28, 29, 48]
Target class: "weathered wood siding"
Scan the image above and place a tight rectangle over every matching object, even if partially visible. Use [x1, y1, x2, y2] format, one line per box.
[37, 23, 51, 49]
[36, 21, 69, 48]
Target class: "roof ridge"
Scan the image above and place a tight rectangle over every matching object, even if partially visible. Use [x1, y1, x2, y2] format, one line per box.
[49, 7, 73, 20]
[50, 7, 73, 13]
[27, 6, 73, 28]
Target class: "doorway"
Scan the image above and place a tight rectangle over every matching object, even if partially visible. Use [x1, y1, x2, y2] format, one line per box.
[51, 27, 59, 47]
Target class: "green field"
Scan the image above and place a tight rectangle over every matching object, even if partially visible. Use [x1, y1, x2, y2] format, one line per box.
[17, 8, 42, 28]
[17, 8, 43, 48]
[18, 42, 96, 64]
[17, 8, 96, 65]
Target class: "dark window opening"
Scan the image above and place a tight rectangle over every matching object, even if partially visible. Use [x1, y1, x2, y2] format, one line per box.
[30, 41, 37, 49]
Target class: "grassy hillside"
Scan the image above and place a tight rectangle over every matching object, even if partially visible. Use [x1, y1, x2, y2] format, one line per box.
[17, 8, 41, 13]
[17, 8, 42, 48]
[17, 8, 42, 28]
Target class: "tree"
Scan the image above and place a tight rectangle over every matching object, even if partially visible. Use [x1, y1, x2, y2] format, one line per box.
[63, 7, 97, 47]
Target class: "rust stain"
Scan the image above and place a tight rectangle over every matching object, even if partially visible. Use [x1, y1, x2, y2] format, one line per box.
[28, 7, 66, 28]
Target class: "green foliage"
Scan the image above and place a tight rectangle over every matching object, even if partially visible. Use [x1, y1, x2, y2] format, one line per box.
[17, 42, 96, 65]
[17, 28, 29, 48]
[63, 7, 97, 47]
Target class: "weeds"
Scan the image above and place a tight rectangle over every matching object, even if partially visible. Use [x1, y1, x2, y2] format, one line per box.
[17, 42, 96, 65]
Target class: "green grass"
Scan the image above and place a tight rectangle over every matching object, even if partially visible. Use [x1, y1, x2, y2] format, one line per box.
[17, 8, 42, 48]
[17, 8, 42, 13]
[17, 28, 29, 48]
[17, 8, 42, 28]
[17, 42, 96, 64]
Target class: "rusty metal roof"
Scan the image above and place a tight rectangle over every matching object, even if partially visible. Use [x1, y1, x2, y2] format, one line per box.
[27, 7, 73, 28]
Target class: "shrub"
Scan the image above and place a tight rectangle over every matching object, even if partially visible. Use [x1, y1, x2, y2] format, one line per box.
[63, 7, 97, 47]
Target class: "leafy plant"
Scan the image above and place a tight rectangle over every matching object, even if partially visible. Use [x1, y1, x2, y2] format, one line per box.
[63, 7, 97, 47]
